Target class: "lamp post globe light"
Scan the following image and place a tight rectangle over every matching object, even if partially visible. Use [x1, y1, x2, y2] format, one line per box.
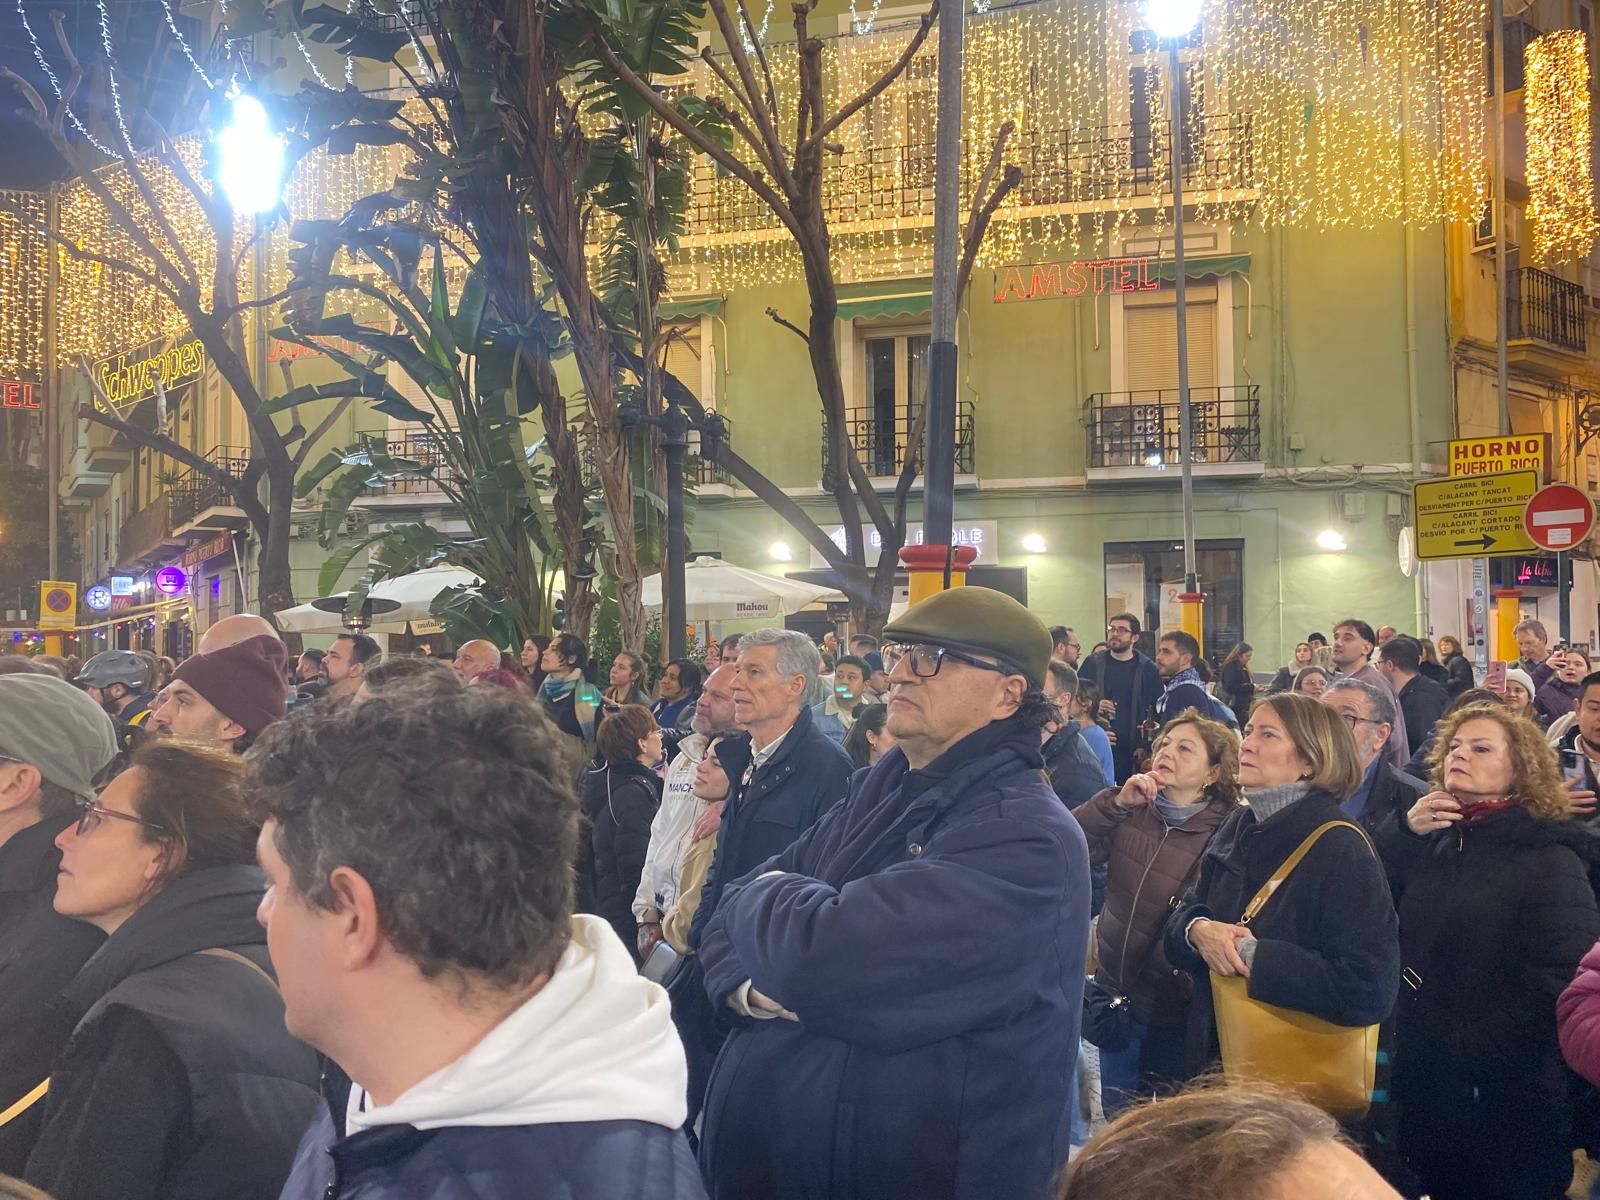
[216, 94, 287, 215]
[1145, 0, 1203, 40]
[1147, 0, 1206, 648]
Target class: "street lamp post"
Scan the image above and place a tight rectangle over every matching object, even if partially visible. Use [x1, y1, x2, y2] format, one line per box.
[620, 398, 725, 660]
[1148, 0, 1205, 647]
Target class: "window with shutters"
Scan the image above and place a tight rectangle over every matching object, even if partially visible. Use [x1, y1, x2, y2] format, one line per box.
[661, 321, 705, 404]
[1122, 287, 1218, 396]
[849, 328, 929, 476]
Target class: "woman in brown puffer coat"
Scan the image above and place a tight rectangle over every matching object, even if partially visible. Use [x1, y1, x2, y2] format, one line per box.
[1073, 707, 1239, 1114]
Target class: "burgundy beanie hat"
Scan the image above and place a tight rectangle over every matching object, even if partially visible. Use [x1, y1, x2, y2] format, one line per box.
[172, 633, 288, 735]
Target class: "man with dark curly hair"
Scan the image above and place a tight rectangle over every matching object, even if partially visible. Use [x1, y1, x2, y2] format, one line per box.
[248, 686, 705, 1200]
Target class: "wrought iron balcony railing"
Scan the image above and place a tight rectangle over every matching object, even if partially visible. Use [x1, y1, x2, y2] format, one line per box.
[169, 446, 251, 527]
[821, 402, 975, 483]
[1086, 386, 1261, 469]
[1508, 267, 1586, 353]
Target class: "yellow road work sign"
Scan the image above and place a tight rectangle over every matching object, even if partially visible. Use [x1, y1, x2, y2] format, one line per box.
[1413, 471, 1540, 560]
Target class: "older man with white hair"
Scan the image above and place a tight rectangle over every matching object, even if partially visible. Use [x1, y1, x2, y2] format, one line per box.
[688, 628, 854, 950]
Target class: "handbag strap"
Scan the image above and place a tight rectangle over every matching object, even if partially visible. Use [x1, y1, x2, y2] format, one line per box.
[1240, 820, 1370, 925]
[196, 947, 280, 994]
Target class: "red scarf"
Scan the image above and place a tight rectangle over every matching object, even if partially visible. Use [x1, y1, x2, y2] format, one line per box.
[1457, 798, 1519, 825]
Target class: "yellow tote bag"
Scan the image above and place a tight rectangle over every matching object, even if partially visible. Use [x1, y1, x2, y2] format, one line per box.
[1209, 820, 1379, 1121]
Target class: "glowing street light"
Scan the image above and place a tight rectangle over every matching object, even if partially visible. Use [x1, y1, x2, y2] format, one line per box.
[216, 94, 287, 215]
[1020, 533, 1048, 554]
[1317, 529, 1349, 552]
[1145, 0, 1203, 40]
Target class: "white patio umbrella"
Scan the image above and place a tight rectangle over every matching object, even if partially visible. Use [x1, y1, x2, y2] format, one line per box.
[274, 564, 483, 633]
[641, 558, 845, 622]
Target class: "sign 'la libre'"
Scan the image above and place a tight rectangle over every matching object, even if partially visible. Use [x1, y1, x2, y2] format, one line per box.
[93, 336, 207, 410]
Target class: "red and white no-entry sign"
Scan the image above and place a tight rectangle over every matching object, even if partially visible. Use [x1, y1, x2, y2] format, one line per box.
[1523, 483, 1597, 551]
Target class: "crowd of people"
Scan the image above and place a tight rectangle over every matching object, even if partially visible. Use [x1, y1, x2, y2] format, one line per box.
[1, 602, 1600, 1198]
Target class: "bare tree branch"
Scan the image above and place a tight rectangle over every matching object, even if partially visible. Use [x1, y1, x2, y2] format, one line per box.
[703, 0, 795, 191]
[764, 306, 810, 344]
[736, 0, 782, 122]
[808, 0, 937, 148]
[957, 122, 1021, 301]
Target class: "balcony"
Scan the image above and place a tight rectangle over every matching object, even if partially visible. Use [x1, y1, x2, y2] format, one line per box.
[118, 494, 185, 569]
[681, 116, 1255, 245]
[1507, 268, 1587, 369]
[1086, 386, 1263, 479]
[690, 415, 733, 488]
[821, 402, 975, 486]
[356, 433, 460, 500]
[170, 446, 251, 534]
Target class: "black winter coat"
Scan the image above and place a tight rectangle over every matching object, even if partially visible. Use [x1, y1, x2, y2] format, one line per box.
[689, 704, 854, 950]
[1041, 724, 1108, 811]
[1397, 675, 1451, 756]
[1442, 651, 1475, 698]
[281, 1066, 708, 1200]
[1218, 661, 1255, 722]
[24, 866, 321, 1200]
[1164, 790, 1401, 1075]
[1377, 807, 1600, 1200]
[577, 760, 661, 958]
[0, 814, 104, 1175]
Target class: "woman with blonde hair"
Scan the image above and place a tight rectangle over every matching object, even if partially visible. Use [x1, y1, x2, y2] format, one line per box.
[1379, 704, 1598, 1200]
[1074, 710, 1238, 1110]
[1163, 693, 1399, 1080]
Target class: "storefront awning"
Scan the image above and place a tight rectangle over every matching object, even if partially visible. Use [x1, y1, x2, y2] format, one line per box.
[1149, 253, 1252, 284]
[837, 288, 934, 321]
[658, 295, 725, 320]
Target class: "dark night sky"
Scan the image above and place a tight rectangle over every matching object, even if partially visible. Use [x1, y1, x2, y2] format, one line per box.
[0, 0, 200, 188]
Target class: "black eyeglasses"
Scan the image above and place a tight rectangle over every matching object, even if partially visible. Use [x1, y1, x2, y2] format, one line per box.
[1336, 712, 1381, 730]
[882, 642, 1014, 679]
[75, 798, 167, 838]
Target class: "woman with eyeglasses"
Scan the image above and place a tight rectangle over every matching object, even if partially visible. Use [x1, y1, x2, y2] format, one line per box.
[24, 741, 320, 1200]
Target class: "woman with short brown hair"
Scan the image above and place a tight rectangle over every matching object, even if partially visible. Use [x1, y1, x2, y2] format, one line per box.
[1380, 704, 1598, 1200]
[1074, 710, 1237, 1111]
[1163, 693, 1399, 1084]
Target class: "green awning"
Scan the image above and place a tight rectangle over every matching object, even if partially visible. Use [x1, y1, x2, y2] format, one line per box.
[658, 295, 725, 319]
[1149, 253, 1252, 283]
[837, 286, 933, 321]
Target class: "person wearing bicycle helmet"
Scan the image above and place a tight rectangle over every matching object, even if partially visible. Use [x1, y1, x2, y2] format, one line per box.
[75, 652, 156, 727]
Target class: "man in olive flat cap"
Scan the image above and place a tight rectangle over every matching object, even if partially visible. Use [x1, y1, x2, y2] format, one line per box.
[0, 674, 119, 1174]
[696, 587, 1090, 1200]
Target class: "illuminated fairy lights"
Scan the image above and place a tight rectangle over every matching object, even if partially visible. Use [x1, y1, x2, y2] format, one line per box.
[14, 0, 119, 157]
[156, 0, 217, 90]
[94, 0, 135, 149]
[663, 0, 1488, 290]
[0, 191, 48, 382]
[1524, 29, 1599, 266]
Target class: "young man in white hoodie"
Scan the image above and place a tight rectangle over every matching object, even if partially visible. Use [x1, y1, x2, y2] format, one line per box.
[248, 685, 706, 1200]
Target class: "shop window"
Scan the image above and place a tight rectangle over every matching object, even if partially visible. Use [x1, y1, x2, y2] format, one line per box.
[1103, 538, 1244, 663]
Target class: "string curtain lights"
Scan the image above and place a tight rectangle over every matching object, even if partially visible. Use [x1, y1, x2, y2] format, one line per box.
[670, 0, 1488, 289]
[0, 0, 1500, 342]
[1524, 28, 1599, 266]
[0, 191, 47, 381]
